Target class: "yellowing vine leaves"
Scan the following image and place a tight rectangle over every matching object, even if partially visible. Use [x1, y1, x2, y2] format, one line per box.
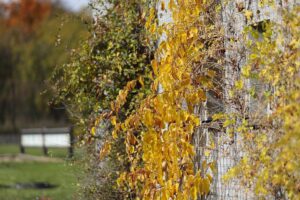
[92, 0, 299, 199]
[97, 0, 220, 199]
[224, 5, 300, 199]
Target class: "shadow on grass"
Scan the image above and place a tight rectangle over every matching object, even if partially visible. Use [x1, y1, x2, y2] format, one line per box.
[0, 182, 58, 189]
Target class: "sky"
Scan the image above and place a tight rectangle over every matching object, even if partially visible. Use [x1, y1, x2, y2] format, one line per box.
[2, 0, 90, 12]
[60, 0, 90, 12]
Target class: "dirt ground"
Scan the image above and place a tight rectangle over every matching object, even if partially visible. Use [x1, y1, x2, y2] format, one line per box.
[0, 154, 63, 163]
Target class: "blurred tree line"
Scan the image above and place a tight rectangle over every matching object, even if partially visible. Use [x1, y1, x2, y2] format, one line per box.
[0, 0, 89, 132]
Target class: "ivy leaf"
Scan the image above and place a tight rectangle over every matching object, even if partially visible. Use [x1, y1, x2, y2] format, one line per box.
[244, 10, 253, 21]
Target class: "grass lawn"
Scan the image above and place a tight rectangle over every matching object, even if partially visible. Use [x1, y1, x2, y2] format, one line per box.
[0, 145, 83, 200]
[0, 144, 71, 159]
[0, 162, 80, 200]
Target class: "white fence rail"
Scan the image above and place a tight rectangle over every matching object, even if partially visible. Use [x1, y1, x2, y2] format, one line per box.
[20, 127, 74, 157]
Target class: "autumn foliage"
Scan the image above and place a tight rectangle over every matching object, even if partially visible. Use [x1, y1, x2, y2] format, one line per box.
[0, 0, 51, 33]
[53, 0, 300, 199]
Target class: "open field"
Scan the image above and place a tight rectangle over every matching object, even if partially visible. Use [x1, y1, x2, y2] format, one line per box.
[0, 145, 82, 200]
[0, 162, 79, 200]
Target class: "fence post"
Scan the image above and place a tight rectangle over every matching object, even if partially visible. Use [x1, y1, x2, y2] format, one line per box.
[42, 128, 48, 156]
[20, 129, 25, 154]
[68, 127, 74, 158]
[20, 145, 25, 154]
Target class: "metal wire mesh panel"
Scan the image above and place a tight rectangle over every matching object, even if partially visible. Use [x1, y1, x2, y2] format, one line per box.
[207, 131, 256, 200]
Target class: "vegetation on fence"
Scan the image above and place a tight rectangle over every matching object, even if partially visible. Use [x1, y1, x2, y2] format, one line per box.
[52, 0, 153, 199]
[102, 0, 223, 199]
[53, 0, 300, 199]
[224, 6, 300, 199]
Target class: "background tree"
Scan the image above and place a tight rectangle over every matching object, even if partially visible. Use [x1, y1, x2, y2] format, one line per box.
[0, 0, 88, 132]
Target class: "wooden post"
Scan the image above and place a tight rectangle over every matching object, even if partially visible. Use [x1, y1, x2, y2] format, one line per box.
[20, 145, 25, 154]
[68, 127, 74, 158]
[42, 128, 48, 156]
[20, 130, 25, 154]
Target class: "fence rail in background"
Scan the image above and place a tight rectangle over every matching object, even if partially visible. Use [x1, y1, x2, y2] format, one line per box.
[0, 133, 19, 144]
[20, 127, 74, 157]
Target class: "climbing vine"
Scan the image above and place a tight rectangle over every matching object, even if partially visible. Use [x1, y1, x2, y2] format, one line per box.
[224, 5, 300, 199]
[97, 0, 223, 199]
[53, 0, 152, 129]
[54, 0, 300, 199]
[52, 0, 153, 199]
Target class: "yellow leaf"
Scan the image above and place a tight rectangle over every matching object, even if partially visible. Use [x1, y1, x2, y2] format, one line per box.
[110, 101, 115, 111]
[111, 116, 117, 126]
[244, 10, 253, 21]
[192, 185, 197, 200]
[138, 76, 144, 87]
[129, 145, 135, 154]
[212, 113, 225, 121]
[161, 1, 165, 10]
[223, 118, 235, 127]
[181, 32, 188, 43]
[204, 149, 210, 157]
[100, 142, 111, 160]
[112, 130, 118, 139]
[150, 23, 157, 33]
[152, 60, 158, 76]
[189, 27, 198, 39]
[207, 174, 213, 182]
[235, 80, 244, 90]
[206, 70, 216, 78]
[241, 65, 251, 77]
[91, 127, 96, 136]
[168, 0, 175, 10]
[202, 178, 210, 194]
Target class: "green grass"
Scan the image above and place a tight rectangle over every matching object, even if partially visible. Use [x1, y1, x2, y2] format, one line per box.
[0, 162, 80, 200]
[0, 144, 71, 159]
[0, 145, 20, 155]
[0, 145, 85, 200]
